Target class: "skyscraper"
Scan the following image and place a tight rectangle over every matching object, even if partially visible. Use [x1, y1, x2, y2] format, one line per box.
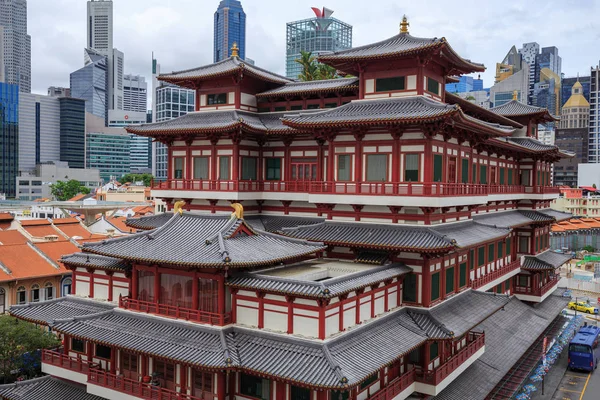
[561, 76, 590, 107]
[123, 74, 147, 113]
[518, 43, 561, 105]
[214, 0, 246, 62]
[0, 82, 18, 197]
[70, 48, 108, 122]
[0, 0, 31, 93]
[589, 62, 600, 163]
[58, 97, 86, 169]
[285, 7, 352, 79]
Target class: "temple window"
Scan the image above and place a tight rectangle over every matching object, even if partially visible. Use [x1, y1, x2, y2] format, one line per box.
[193, 157, 209, 180]
[518, 237, 529, 253]
[366, 154, 387, 181]
[404, 154, 419, 182]
[479, 165, 487, 184]
[337, 155, 352, 181]
[174, 157, 184, 179]
[325, 102, 337, 108]
[359, 373, 378, 390]
[506, 238, 511, 255]
[499, 168, 505, 185]
[307, 104, 320, 110]
[219, 157, 231, 180]
[518, 276, 528, 287]
[498, 242, 504, 259]
[445, 267, 455, 294]
[95, 344, 112, 360]
[427, 78, 440, 95]
[375, 76, 405, 92]
[290, 105, 303, 111]
[138, 270, 155, 302]
[274, 106, 286, 112]
[265, 158, 281, 181]
[402, 274, 417, 303]
[478, 247, 485, 266]
[31, 284, 40, 303]
[240, 373, 270, 400]
[71, 338, 85, 353]
[160, 274, 193, 308]
[331, 390, 350, 400]
[154, 360, 176, 390]
[461, 159, 469, 183]
[433, 154, 443, 182]
[291, 386, 311, 400]
[193, 370, 213, 398]
[521, 170, 530, 186]
[459, 263, 467, 287]
[207, 93, 227, 105]
[241, 157, 258, 180]
[430, 342, 439, 361]
[431, 272, 440, 301]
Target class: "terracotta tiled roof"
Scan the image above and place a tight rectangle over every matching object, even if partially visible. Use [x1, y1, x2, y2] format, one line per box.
[54, 223, 102, 240]
[0, 230, 29, 245]
[0, 212, 14, 221]
[34, 240, 80, 266]
[20, 219, 51, 227]
[68, 193, 88, 202]
[52, 217, 80, 225]
[0, 244, 66, 282]
[108, 217, 131, 233]
[23, 225, 62, 238]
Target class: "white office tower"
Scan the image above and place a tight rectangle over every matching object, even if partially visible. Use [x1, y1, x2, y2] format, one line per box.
[123, 74, 147, 113]
[590, 63, 600, 163]
[0, 0, 31, 92]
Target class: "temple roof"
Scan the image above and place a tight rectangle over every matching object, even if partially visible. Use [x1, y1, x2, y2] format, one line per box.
[474, 210, 556, 229]
[159, 56, 291, 87]
[318, 32, 485, 75]
[256, 77, 359, 98]
[83, 212, 326, 268]
[245, 215, 325, 233]
[445, 92, 523, 128]
[226, 262, 412, 299]
[125, 212, 174, 230]
[281, 96, 515, 136]
[521, 250, 572, 271]
[430, 220, 510, 248]
[9, 296, 115, 325]
[61, 252, 130, 272]
[538, 209, 572, 223]
[489, 100, 558, 122]
[0, 376, 104, 400]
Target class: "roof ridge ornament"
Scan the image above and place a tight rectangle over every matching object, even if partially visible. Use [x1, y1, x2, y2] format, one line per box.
[512, 90, 518, 101]
[231, 203, 244, 219]
[400, 15, 409, 33]
[231, 42, 240, 58]
[173, 200, 186, 216]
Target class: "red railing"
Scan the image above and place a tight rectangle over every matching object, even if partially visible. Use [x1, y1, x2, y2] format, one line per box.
[369, 370, 416, 400]
[513, 276, 561, 297]
[119, 296, 231, 326]
[415, 332, 485, 386]
[42, 349, 99, 374]
[89, 369, 202, 400]
[471, 260, 520, 290]
[152, 179, 560, 198]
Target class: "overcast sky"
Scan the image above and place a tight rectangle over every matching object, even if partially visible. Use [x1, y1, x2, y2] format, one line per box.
[29, 0, 600, 99]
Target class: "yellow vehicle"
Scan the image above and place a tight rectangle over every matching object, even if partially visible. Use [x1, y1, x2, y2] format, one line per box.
[568, 301, 599, 314]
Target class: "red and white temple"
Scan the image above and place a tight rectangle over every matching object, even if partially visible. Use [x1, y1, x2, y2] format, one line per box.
[4, 16, 574, 400]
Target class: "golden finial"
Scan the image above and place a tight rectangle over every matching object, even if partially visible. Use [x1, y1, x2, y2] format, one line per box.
[512, 90, 518, 101]
[400, 15, 409, 34]
[231, 42, 239, 58]
[231, 203, 244, 219]
[173, 200, 186, 215]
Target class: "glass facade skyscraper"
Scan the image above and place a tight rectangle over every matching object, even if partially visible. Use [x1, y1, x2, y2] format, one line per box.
[214, 0, 246, 62]
[0, 0, 31, 93]
[86, 131, 131, 182]
[561, 76, 591, 107]
[286, 8, 352, 80]
[59, 97, 86, 169]
[0, 82, 19, 197]
[70, 49, 108, 123]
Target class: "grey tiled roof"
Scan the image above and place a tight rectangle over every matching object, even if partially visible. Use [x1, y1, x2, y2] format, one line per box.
[354, 251, 389, 265]
[318, 33, 484, 73]
[60, 252, 129, 271]
[125, 213, 173, 230]
[431, 221, 511, 248]
[9, 296, 115, 325]
[489, 100, 558, 121]
[538, 208, 572, 222]
[282, 220, 455, 252]
[522, 250, 572, 271]
[256, 78, 359, 98]
[160, 56, 291, 85]
[434, 290, 570, 400]
[473, 210, 555, 228]
[444, 93, 523, 128]
[508, 137, 559, 152]
[83, 213, 326, 268]
[226, 263, 412, 299]
[245, 215, 325, 233]
[0, 376, 104, 400]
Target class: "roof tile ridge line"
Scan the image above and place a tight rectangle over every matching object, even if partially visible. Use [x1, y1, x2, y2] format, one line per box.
[26, 241, 61, 270]
[254, 228, 325, 247]
[161, 56, 234, 76]
[49, 308, 114, 327]
[0, 259, 12, 276]
[472, 220, 513, 233]
[228, 270, 326, 288]
[50, 220, 70, 240]
[68, 237, 83, 249]
[0, 375, 51, 389]
[216, 217, 241, 261]
[9, 295, 65, 310]
[394, 310, 434, 338]
[219, 329, 234, 366]
[281, 221, 326, 233]
[321, 343, 346, 383]
[319, 263, 409, 287]
[407, 309, 452, 338]
[424, 226, 456, 246]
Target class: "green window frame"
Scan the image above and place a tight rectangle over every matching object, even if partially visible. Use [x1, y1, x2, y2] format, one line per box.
[207, 93, 227, 105]
[472, 163, 477, 183]
[291, 386, 311, 400]
[331, 391, 350, 400]
[499, 168, 505, 185]
[496, 284, 503, 294]
[488, 243, 495, 263]
[265, 158, 281, 181]
[290, 105, 303, 111]
[470, 249, 475, 270]
[240, 373, 269, 400]
[461, 159, 469, 183]
[375, 76, 406, 92]
[480, 165, 487, 184]
[174, 157, 184, 179]
[433, 154, 443, 182]
[508, 169, 513, 185]
[404, 154, 419, 182]
[193, 157, 209, 180]
[430, 342, 439, 360]
[446, 267, 455, 294]
[241, 157, 257, 180]
[498, 242, 504, 258]
[274, 106, 286, 111]
[519, 276, 528, 287]
[459, 263, 467, 287]
[431, 272, 440, 301]
[478, 247, 485, 266]
[537, 171, 541, 186]
[403, 274, 417, 303]
[506, 238, 511, 256]
[536, 237, 539, 252]
[427, 78, 440, 95]
[360, 373, 378, 390]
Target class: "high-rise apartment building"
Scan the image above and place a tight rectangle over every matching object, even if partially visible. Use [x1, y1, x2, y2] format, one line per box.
[123, 74, 147, 113]
[70, 48, 108, 122]
[519, 42, 539, 104]
[0, 0, 31, 93]
[561, 76, 590, 107]
[214, 0, 246, 62]
[286, 7, 352, 79]
[589, 62, 600, 163]
[518, 43, 561, 105]
[58, 97, 86, 169]
[0, 82, 18, 197]
[533, 68, 561, 116]
[0, 26, 5, 83]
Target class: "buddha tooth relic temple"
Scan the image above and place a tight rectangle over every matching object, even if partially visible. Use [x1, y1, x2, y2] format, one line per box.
[4, 16, 576, 400]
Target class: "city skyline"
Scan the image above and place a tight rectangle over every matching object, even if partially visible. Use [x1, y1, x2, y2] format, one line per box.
[27, 0, 599, 98]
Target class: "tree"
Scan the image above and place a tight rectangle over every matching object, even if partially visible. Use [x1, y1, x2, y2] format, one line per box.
[0, 316, 61, 383]
[465, 95, 476, 101]
[50, 180, 91, 201]
[593, 184, 597, 189]
[295, 51, 318, 81]
[583, 245, 595, 253]
[316, 63, 338, 80]
[118, 173, 154, 187]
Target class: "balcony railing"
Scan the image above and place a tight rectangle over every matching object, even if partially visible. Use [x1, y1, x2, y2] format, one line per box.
[513, 276, 561, 297]
[369, 370, 416, 400]
[42, 349, 99, 374]
[471, 260, 520, 290]
[119, 296, 231, 326]
[88, 369, 202, 400]
[415, 332, 485, 386]
[153, 180, 557, 198]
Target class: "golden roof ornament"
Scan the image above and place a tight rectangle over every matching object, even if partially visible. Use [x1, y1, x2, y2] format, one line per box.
[231, 203, 244, 219]
[400, 15, 409, 34]
[512, 90, 518, 101]
[173, 200, 186, 215]
[231, 42, 239, 58]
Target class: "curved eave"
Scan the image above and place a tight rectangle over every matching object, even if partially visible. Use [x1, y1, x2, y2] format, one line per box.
[445, 93, 523, 128]
[159, 67, 290, 87]
[255, 85, 359, 99]
[60, 260, 127, 272]
[487, 138, 559, 156]
[454, 110, 515, 137]
[125, 123, 239, 137]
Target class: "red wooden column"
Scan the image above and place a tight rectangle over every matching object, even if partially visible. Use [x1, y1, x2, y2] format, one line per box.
[338, 295, 347, 332]
[316, 139, 325, 182]
[167, 146, 173, 180]
[217, 372, 226, 400]
[327, 136, 336, 182]
[285, 296, 294, 334]
[354, 130, 365, 185]
[231, 133, 241, 182]
[71, 269, 77, 294]
[391, 129, 403, 188]
[231, 289, 238, 323]
[210, 136, 219, 181]
[180, 366, 187, 395]
[421, 257, 431, 307]
[318, 299, 330, 340]
[107, 271, 114, 302]
[195, 89, 201, 112]
[192, 272, 199, 310]
[423, 138, 433, 184]
[186, 139, 193, 183]
[370, 284, 377, 318]
[218, 275, 226, 325]
[283, 137, 292, 182]
[63, 335, 70, 353]
[153, 266, 160, 304]
[355, 288, 364, 324]
[110, 348, 116, 374]
[131, 266, 138, 300]
[86, 341, 93, 362]
[87, 268, 95, 298]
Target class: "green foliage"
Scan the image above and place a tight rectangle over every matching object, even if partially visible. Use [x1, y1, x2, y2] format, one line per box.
[295, 51, 339, 81]
[50, 180, 91, 201]
[118, 173, 154, 187]
[316, 63, 338, 80]
[593, 184, 597, 189]
[0, 315, 61, 383]
[465, 95, 476, 101]
[583, 245, 595, 253]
